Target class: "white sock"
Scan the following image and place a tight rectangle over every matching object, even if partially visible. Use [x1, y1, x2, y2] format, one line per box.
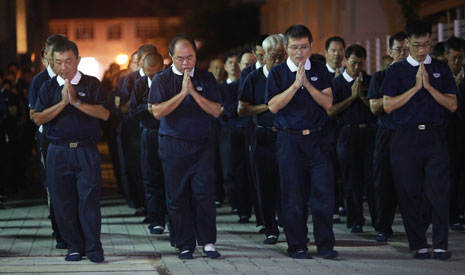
[154, 225, 164, 230]
[433, 249, 446, 253]
[204, 243, 216, 252]
[267, 235, 277, 239]
[180, 250, 190, 254]
[417, 248, 428, 253]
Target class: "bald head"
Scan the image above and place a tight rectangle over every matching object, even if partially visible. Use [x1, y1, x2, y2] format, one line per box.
[208, 59, 225, 83]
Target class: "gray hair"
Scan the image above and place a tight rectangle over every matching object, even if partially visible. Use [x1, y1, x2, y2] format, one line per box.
[262, 34, 285, 54]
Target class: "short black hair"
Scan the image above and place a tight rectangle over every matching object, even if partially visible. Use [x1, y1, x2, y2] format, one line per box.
[41, 48, 46, 58]
[284, 25, 312, 46]
[432, 42, 445, 58]
[137, 44, 158, 59]
[169, 33, 197, 56]
[252, 34, 268, 51]
[53, 39, 79, 59]
[310, 53, 326, 64]
[224, 51, 238, 63]
[444, 36, 465, 53]
[405, 19, 432, 39]
[345, 44, 366, 59]
[389, 32, 407, 49]
[325, 36, 346, 51]
[144, 52, 163, 66]
[45, 34, 68, 49]
[238, 49, 252, 64]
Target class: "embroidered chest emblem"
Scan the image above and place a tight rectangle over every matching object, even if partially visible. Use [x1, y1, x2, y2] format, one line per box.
[196, 86, 203, 91]
[433, 73, 440, 78]
[78, 91, 86, 97]
[310, 76, 318, 81]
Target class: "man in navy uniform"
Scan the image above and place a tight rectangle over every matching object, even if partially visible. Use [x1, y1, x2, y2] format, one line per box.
[28, 34, 68, 249]
[238, 34, 286, 244]
[367, 31, 409, 242]
[34, 39, 110, 262]
[327, 44, 377, 234]
[443, 36, 465, 232]
[149, 34, 222, 260]
[238, 35, 268, 90]
[381, 19, 457, 260]
[129, 52, 166, 234]
[265, 25, 337, 259]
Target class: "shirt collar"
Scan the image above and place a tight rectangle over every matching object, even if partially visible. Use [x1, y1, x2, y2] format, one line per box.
[406, 54, 432, 66]
[286, 57, 311, 72]
[139, 68, 145, 77]
[342, 70, 354, 83]
[171, 64, 195, 77]
[56, 71, 82, 86]
[147, 76, 152, 88]
[326, 63, 343, 74]
[255, 61, 262, 69]
[46, 65, 56, 78]
[263, 65, 269, 78]
[226, 78, 233, 84]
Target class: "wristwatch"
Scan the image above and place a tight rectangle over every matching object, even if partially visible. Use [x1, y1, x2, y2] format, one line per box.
[74, 99, 81, 108]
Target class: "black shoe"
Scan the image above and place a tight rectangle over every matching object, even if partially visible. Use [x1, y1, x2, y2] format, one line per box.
[289, 251, 312, 259]
[238, 216, 249, 223]
[150, 226, 164, 235]
[179, 250, 193, 260]
[351, 225, 363, 233]
[433, 251, 451, 260]
[263, 236, 278, 245]
[376, 233, 388, 242]
[65, 252, 82, 261]
[87, 254, 105, 263]
[203, 248, 221, 259]
[56, 242, 67, 249]
[450, 223, 465, 231]
[317, 250, 339, 259]
[413, 251, 431, 259]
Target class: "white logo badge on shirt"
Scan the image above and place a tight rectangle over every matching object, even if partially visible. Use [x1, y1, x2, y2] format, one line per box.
[196, 86, 203, 91]
[433, 73, 440, 78]
[310, 77, 318, 81]
[78, 91, 86, 97]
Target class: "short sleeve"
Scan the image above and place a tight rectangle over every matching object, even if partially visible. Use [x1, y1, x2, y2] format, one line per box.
[265, 67, 281, 104]
[148, 74, 167, 104]
[239, 72, 254, 103]
[367, 72, 382, 100]
[34, 81, 52, 113]
[379, 66, 399, 97]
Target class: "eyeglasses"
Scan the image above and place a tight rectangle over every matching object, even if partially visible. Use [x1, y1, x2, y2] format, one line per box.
[268, 54, 286, 62]
[287, 45, 310, 52]
[409, 42, 431, 50]
[392, 47, 410, 53]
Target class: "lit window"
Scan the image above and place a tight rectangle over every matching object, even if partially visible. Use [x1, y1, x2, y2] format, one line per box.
[50, 24, 68, 37]
[75, 24, 94, 40]
[107, 24, 122, 40]
[135, 22, 159, 39]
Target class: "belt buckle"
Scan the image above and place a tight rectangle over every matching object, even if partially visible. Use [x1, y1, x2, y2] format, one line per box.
[418, 124, 426, 130]
[302, 129, 310, 135]
[69, 142, 78, 148]
[359, 123, 367, 128]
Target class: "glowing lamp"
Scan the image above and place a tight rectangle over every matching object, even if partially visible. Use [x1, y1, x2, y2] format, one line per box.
[116, 54, 129, 65]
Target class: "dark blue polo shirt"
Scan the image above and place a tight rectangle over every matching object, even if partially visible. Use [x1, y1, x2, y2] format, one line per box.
[367, 69, 395, 129]
[457, 77, 465, 120]
[129, 75, 160, 130]
[239, 66, 275, 127]
[380, 58, 457, 126]
[28, 69, 52, 109]
[34, 73, 107, 141]
[118, 70, 143, 105]
[238, 64, 256, 93]
[219, 81, 250, 128]
[332, 72, 376, 126]
[148, 67, 221, 140]
[265, 60, 332, 130]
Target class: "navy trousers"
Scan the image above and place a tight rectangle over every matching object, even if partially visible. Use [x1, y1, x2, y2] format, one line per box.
[277, 130, 335, 254]
[337, 126, 377, 229]
[158, 135, 217, 252]
[390, 126, 450, 250]
[47, 142, 103, 257]
[140, 128, 166, 227]
[251, 126, 280, 237]
[373, 128, 397, 234]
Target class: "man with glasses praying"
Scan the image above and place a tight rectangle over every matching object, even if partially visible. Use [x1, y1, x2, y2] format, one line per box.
[367, 31, 409, 243]
[380, 20, 457, 260]
[265, 25, 337, 260]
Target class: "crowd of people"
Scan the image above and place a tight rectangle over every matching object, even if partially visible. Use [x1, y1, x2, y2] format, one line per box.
[1, 18, 464, 262]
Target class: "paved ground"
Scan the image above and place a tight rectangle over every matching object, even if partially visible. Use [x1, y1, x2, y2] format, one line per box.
[1, 196, 465, 275]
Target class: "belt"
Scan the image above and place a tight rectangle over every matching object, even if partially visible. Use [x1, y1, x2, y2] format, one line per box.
[256, 125, 279, 132]
[344, 123, 377, 128]
[283, 127, 322, 136]
[50, 139, 95, 148]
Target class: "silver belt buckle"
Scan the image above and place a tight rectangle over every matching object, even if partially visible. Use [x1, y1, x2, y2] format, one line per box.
[69, 142, 78, 148]
[418, 124, 426, 130]
[302, 129, 310, 135]
[359, 123, 367, 128]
